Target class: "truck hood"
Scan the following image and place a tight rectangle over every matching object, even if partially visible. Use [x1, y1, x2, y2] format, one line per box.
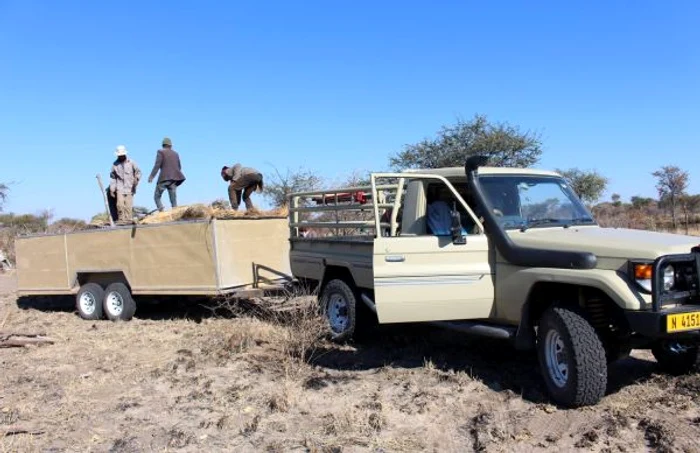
[507, 226, 699, 261]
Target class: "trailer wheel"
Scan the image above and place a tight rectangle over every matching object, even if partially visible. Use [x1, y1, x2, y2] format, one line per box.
[320, 279, 357, 342]
[103, 282, 136, 321]
[76, 283, 105, 320]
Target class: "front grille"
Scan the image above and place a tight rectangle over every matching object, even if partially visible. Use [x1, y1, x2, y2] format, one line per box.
[652, 253, 700, 311]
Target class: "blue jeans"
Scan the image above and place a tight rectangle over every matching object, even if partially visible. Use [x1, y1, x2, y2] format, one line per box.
[154, 180, 178, 211]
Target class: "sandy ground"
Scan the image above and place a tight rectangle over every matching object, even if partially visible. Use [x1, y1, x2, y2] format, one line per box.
[2, 273, 700, 453]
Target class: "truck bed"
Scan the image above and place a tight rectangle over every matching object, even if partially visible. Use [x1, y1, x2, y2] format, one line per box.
[16, 218, 292, 296]
[289, 236, 374, 290]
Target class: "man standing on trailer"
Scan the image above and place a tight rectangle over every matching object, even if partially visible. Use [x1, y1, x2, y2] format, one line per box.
[109, 145, 142, 224]
[148, 137, 186, 211]
[220, 163, 264, 211]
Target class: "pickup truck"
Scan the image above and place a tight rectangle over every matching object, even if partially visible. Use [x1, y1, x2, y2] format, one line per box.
[288, 156, 700, 407]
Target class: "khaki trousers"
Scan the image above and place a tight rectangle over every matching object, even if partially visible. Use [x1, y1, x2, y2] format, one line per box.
[116, 192, 133, 222]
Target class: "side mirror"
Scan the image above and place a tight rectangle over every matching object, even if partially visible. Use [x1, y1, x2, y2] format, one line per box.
[451, 207, 466, 245]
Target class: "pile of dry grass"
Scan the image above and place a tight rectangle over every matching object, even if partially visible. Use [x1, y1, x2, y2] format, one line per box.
[139, 204, 289, 225]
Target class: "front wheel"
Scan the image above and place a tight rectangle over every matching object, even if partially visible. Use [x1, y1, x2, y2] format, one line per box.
[537, 306, 608, 407]
[652, 340, 699, 375]
[103, 282, 137, 321]
[319, 279, 357, 342]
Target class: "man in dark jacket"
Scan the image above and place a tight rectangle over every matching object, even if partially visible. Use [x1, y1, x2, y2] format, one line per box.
[148, 137, 186, 211]
[221, 163, 263, 211]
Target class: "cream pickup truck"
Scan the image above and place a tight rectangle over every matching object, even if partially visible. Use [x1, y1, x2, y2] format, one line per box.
[288, 156, 700, 407]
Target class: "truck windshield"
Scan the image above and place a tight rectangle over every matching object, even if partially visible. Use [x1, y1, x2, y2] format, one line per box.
[478, 175, 595, 230]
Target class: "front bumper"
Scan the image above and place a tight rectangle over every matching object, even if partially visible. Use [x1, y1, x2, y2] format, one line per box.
[626, 305, 700, 339]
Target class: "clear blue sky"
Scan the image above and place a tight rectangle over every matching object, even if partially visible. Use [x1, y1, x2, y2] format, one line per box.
[1, 0, 698, 220]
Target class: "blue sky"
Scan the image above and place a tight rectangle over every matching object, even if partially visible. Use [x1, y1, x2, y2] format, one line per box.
[1, 0, 698, 220]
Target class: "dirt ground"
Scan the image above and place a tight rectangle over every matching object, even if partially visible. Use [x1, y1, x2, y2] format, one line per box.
[2, 274, 700, 452]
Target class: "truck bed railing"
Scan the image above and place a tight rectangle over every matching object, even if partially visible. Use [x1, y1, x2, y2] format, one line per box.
[288, 183, 399, 238]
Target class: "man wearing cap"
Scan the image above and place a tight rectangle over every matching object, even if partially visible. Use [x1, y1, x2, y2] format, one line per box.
[220, 163, 264, 211]
[148, 137, 186, 212]
[109, 145, 142, 224]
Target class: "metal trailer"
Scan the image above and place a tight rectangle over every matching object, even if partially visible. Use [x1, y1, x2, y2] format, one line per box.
[15, 217, 293, 321]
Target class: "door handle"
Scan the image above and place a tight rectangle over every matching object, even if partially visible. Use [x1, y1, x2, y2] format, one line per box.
[385, 255, 405, 262]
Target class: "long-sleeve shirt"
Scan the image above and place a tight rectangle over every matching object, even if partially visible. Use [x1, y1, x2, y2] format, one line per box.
[149, 148, 186, 183]
[109, 159, 142, 194]
[225, 163, 260, 190]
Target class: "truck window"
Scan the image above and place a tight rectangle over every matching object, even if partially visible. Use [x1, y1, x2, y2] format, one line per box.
[387, 178, 479, 237]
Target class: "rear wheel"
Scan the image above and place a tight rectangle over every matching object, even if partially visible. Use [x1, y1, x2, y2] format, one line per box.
[652, 340, 699, 375]
[76, 283, 105, 320]
[537, 306, 608, 407]
[103, 282, 136, 321]
[320, 279, 357, 342]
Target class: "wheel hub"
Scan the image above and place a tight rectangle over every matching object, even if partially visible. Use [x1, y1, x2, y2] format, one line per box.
[79, 292, 96, 315]
[327, 294, 349, 333]
[106, 291, 124, 316]
[545, 330, 569, 388]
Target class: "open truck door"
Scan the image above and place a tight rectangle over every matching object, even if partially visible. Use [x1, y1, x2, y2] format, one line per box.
[371, 173, 495, 323]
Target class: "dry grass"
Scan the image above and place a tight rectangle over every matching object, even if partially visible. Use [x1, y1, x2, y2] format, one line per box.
[139, 204, 289, 225]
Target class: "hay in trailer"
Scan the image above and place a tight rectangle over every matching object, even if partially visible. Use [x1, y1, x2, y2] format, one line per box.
[138, 204, 288, 224]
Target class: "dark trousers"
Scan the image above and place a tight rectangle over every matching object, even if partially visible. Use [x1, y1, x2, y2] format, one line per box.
[154, 180, 178, 211]
[228, 173, 262, 210]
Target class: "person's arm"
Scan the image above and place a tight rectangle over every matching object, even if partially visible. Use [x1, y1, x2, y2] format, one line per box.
[148, 151, 163, 183]
[109, 165, 117, 195]
[133, 162, 142, 193]
[230, 163, 242, 182]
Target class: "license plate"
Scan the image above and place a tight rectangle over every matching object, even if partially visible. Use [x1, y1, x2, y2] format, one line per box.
[666, 312, 700, 333]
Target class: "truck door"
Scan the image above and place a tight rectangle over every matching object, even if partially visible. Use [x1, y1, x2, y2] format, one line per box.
[372, 175, 495, 323]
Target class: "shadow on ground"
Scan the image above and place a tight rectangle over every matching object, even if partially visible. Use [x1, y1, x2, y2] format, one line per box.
[311, 324, 661, 406]
[15, 293, 662, 407]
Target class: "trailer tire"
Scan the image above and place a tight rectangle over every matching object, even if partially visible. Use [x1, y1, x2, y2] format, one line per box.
[76, 283, 105, 320]
[537, 306, 608, 407]
[320, 279, 357, 342]
[103, 282, 136, 321]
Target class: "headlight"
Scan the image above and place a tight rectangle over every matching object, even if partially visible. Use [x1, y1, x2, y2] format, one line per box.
[632, 262, 677, 293]
[663, 265, 675, 291]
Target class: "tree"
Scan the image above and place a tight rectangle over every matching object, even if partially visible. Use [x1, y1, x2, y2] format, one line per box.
[263, 166, 325, 208]
[50, 217, 87, 233]
[611, 193, 621, 207]
[556, 168, 609, 205]
[652, 165, 689, 230]
[679, 194, 700, 234]
[389, 114, 543, 170]
[630, 196, 654, 210]
[0, 183, 8, 212]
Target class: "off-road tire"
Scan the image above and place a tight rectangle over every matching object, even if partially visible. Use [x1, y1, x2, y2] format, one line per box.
[652, 341, 699, 375]
[76, 283, 105, 320]
[103, 282, 137, 321]
[537, 306, 608, 407]
[320, 279, 357, 342]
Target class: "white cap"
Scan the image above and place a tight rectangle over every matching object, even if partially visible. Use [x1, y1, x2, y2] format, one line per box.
[115, 145, 128, 156]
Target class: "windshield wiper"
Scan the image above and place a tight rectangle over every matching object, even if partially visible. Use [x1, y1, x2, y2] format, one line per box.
[528, 218, 561, 227]
[569, 217, 595, 225]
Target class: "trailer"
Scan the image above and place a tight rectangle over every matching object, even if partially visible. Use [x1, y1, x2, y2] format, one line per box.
[15, 217, 293, 321]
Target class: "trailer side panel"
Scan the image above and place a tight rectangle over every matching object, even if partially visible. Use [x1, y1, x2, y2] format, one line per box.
[16, 234, 70, 293]
[215, 218, 292, 289]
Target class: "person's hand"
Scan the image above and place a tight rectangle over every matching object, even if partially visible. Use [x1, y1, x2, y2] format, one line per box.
[110, 189, 116, 198]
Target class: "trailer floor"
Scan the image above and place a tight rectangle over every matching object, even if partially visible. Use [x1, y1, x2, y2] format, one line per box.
[2, 273, 700, 452]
